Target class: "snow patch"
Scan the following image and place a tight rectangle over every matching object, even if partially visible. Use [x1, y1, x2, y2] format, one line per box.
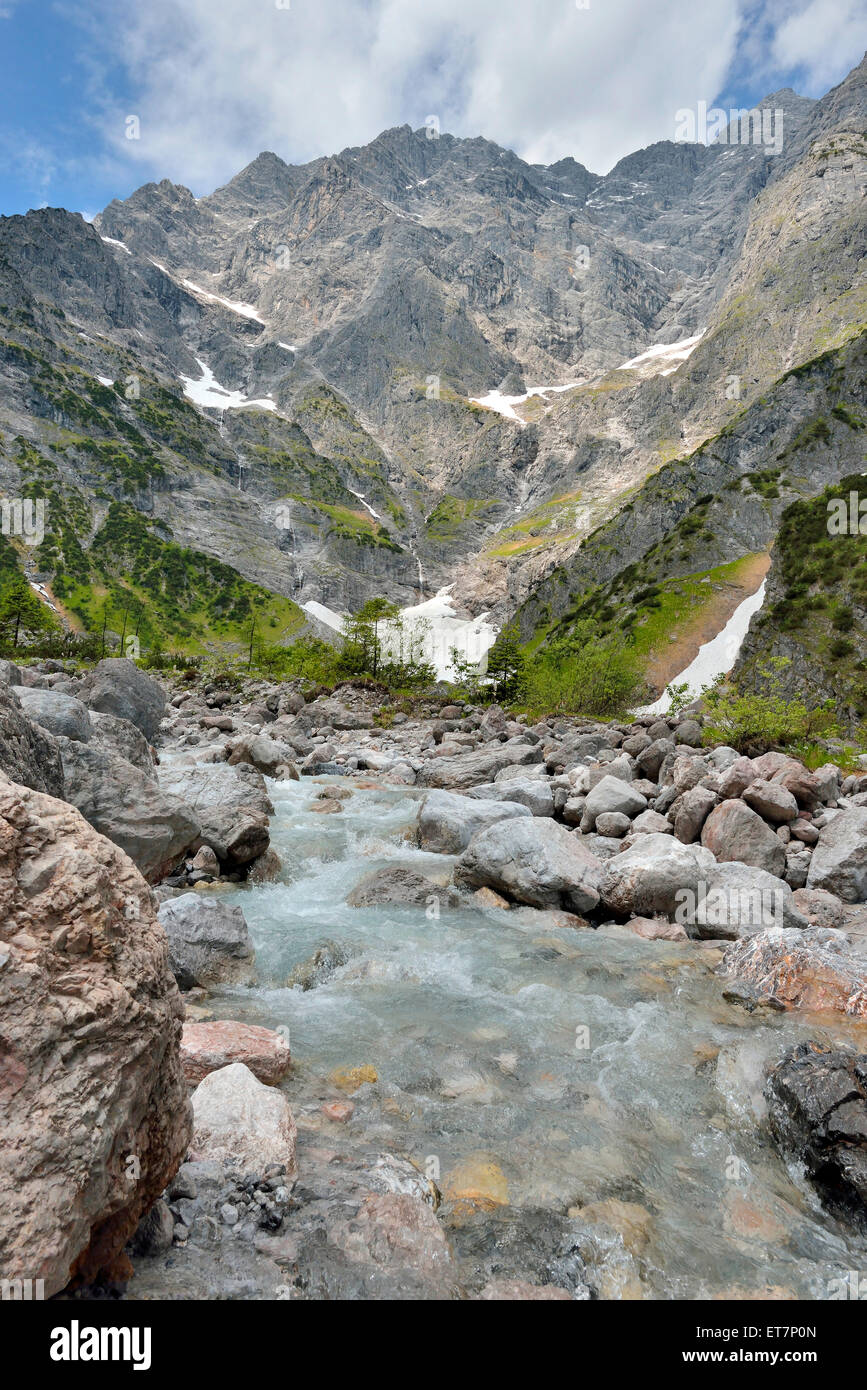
[348, 489, 381, 521]
[96, 375, 114, 387]
[303, 584, 499, 683]
[470, 379, 584, 424]
[637, 580, 767, 715]
[618, 333, 704, 375]
[179, 359, 276, 412]
[180, 278, 266, 323]
[100, 236, 131, 254]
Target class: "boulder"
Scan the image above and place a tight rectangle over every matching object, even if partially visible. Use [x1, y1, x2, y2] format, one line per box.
[0, 683, 64, 796]
[673, 786, 717, 843]
[456, 818, 602, 914]
[158, 761, 272, 866]
[77, 658, 165, 741]
[679, 862, 807, 939]
[57, 737, 200, 883]
[418, 741, 542, 791]
[157, 893, 255, 989]
[701, 799, 786, 877]
[742, 779, 799, 824]
[89, 710, 155, 775]
[0, 775, 191, 1296]
[621, 916, 688, 942]
[0, 657, 22, 684]
[347, 866, 458, 909]
[286, 940, 349, 990]
[718, 927, 867, 1018]
[12, 686, 92, 742]
[674, 719, 703, 747]
[158, 759, 273, 818]
[630, 809, 673, 836]
[792, 887, 845, 930]
[418, 789, 531, 855]
[765, 1042, 867, 1229]
[180, 1021, 291, 1086]
[717, 756, 757, 800]
[227, 734, 299, 780]
[600, 833, 716, 918]
[466, 779, 554, 816]
[806, 807, 867, 903]
[635, 738, 675, 780]
[190, 1063, 298, 1177]
[595, 811, 632, 838]
[583, 775, 647, 828]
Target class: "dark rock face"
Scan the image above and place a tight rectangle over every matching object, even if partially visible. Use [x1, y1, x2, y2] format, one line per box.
[765, 1042, 867, 1229]
[0, 684, 64, 797]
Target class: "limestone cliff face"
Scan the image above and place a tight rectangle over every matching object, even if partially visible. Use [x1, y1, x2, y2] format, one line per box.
[0, 59, 863, 637]
[0, 776, 192, 1294]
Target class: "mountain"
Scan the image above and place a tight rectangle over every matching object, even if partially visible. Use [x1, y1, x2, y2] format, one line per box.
[0, 55, 864, 667]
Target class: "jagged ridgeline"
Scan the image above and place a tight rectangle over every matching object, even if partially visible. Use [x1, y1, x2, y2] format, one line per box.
[0, 54, 864, 674]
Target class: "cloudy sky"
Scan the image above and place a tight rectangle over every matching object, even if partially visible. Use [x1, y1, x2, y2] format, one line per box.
[0, 0, 864, 215]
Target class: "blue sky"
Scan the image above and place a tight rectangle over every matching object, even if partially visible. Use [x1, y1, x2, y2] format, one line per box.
[1, 0, 865, 218]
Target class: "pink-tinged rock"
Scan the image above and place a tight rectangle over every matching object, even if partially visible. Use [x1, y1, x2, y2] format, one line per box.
[719, 927, 867, 1018]
[321, 1100, 355, 1122]
[742, 779, 799, 824]
[0, 774, 191, 1296]
[623, 916, 689, 941]
[792, 887, 845, 930]
[717, 757, 756, 800]
[701, 799, 786, 876]
[181, 1020, 291, 1085]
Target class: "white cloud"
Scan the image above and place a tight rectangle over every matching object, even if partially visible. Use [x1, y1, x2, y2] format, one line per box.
[69, 0, 864, 193]
[770, 0, 867, 90]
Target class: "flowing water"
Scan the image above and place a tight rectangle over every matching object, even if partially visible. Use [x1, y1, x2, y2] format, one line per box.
[203, 774, 867, 1299]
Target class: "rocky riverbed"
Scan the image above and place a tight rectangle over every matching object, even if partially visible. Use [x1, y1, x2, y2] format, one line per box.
[2, 657, 867, 1300]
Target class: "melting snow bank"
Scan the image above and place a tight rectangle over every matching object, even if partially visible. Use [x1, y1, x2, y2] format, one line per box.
[618, 333, 704, 377]
[348, 490, 381, 520]
[180, 278, 266, 323]
[179, 359, 277, 412]
[100, 235, 132, 255]
[303, 585, 498, 682]
[636, 580, 767, 715]
[470, 380, 584, 423]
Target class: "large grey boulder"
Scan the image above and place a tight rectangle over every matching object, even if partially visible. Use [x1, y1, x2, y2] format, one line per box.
[89, 709, 155, 775]
[456, 818, 603, 913]
[806, 807, 867, 902]
[679, 862, 807, 939]
[0, 658, 22, 684]
[227, 734, 299, 780]
[77, 658, 165, 741]
[600, 833, 716, 918]
[418, 789, 531, 854]
[57, 737, 200, 882]
[347, 866, 458, 909]
[418, 741, 542, 791]
[0, 683, 64, 796]
[582, 775, 647, 829]
[466, 779, 554, 816]
[701, 799, 786, 877]
[11, 687, 92, 742]
[158, 760, 273, 819]
[158, 760, 272, 866]
[157, 893, 256, 989]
